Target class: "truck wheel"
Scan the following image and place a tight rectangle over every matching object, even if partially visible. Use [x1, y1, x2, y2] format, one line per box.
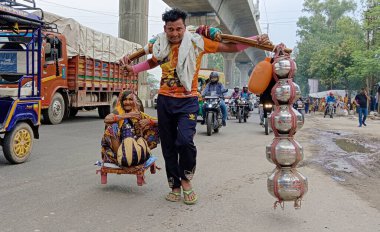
[98, 95, 118, 119]
[69, 108, 78, 118]
[3, 122, 33, 164]
[43, 92, 65, 124]
[98, 106, 108, 119]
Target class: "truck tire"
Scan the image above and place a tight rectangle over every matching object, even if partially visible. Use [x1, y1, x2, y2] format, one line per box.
[69, 108, 78, 118]
[43, 92, 65, 124]
[98, 106, 108, 119]
[98, 95, 118, 119]
[3, 122, 33, 164]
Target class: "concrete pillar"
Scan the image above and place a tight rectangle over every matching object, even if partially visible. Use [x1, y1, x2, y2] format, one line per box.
[236, 62, 252, 87]
[186, 13, 220, 70]
[186, 13, 220, 27]
[222, 53, 237, 89]
[119, 0, 150, 100]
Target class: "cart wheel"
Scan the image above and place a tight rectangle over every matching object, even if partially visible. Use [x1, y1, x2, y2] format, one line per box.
[101, 172, 107, 184]
[3, 122, 33, 164]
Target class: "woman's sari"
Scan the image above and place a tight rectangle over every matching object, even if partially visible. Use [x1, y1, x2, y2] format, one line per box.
[101, 91, 159, 167]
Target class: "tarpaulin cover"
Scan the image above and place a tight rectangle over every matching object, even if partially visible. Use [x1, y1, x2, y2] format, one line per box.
[36, 11, 142, 63]
[309, 90, 347, 98]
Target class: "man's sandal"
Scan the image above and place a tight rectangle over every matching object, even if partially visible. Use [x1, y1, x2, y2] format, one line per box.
[165, 191, 181, 202]
[183, 189, 198, 205]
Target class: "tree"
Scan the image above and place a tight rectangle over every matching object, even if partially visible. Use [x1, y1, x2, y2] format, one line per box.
[147, 73, 160, 90]
[295, 0, 364, 93]
[206, 53, 224, 72]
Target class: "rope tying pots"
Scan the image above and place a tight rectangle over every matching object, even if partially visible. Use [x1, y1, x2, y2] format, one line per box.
[266, 44, 308, 209]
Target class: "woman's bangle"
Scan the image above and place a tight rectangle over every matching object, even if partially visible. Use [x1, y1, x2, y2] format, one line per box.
[149, 119, 155, 126]
[113, 114, 119, 121]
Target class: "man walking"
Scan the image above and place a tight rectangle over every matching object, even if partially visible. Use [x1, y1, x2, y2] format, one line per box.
[121, 8, 270, 204]
[355, 88, 370, 127]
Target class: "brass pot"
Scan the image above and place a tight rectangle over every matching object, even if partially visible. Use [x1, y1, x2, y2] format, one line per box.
[269, 105, 304, 134]
[273, 79, 301, 104]
[266, 138, 303, 166]
[273, 56, 297, 78]
[267, 167, 308, 201]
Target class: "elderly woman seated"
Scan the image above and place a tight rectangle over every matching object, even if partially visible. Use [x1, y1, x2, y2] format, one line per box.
[101, 90, 159, 168]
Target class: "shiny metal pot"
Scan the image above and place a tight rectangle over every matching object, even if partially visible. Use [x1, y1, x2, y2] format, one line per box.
[267, 167, 308, 201]
[273, 56, 297, 78]
[269, 105, 304, 134]
[266, 138, 303, 166]
[273, 79, 301, 104]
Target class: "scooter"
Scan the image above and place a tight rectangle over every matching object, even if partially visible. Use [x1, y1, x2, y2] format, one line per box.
[203, 95, 224, 136]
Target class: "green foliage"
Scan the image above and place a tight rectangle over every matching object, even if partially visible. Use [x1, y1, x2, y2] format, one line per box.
[294, 0, 379, 93]
[206, 53, 224, 71]
[147, 73, 160, 90]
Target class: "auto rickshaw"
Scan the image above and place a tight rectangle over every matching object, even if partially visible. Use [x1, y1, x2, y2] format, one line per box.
[0, 0, 44, 163]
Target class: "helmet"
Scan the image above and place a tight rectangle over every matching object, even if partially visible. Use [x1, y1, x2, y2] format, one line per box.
[242, 85, 248, 92]
[209, 71, 219, 83]
[234, 86, 240, 92]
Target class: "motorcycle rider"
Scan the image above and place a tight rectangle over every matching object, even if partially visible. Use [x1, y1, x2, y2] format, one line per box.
[228, 86, 240, 118]
[201, 72, 228, 126]
[324, 92, 336, 116]
[231, 86, 240, 99]
[240, 86, 253, 111]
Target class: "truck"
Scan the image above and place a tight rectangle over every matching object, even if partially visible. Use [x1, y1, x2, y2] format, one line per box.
[0, 0, 43, 163]
[0, 11, 141, 124]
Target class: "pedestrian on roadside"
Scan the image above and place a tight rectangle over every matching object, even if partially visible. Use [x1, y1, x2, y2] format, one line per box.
[305, 97, 310, 114]
[120, 8, 270, 205]
[355, 87, 370, 127]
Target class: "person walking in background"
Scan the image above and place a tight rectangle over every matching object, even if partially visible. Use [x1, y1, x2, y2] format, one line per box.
[355, 88, 370, 127]
[304, 97, 310, 114]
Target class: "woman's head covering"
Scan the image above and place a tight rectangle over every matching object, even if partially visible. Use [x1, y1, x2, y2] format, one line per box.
[113, 91, 141, 128]
[114, 90, 141, 114]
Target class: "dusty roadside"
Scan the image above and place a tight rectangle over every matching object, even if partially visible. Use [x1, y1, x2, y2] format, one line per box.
[298, 112, 380, 210]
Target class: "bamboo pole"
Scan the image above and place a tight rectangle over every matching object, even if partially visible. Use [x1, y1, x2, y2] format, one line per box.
[125, 33, 292, 63]
[220, 34, 292, 54]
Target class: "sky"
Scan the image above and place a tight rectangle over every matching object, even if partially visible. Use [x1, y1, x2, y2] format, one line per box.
[33, 0, 364, 77]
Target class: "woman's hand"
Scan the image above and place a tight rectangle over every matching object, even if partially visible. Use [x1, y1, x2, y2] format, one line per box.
[139, 119, 151, 129]
[121, 112, 141, 120]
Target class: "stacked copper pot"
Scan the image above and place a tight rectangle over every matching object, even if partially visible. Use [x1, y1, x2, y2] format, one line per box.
[266, 44, 308, 209]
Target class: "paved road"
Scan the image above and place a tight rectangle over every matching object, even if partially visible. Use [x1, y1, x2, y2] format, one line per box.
[0, 109, 379, 232]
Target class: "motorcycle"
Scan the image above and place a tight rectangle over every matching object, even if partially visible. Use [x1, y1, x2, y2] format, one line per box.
[260, 103, 273, 135]
[227, 98, 238, 119]
[236, 98, 250, 123]
[203, 95, 224, 136]
[324, 102, 334, 118]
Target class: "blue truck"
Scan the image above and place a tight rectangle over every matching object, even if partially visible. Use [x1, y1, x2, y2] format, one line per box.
[0, 0, 44, 163]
